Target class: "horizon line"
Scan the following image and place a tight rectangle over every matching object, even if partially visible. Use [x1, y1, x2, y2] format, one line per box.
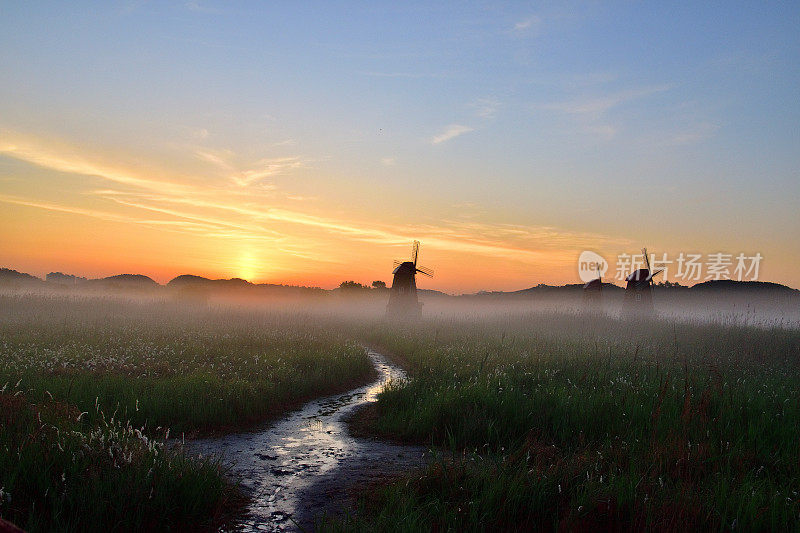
[2, 265, 797, 295]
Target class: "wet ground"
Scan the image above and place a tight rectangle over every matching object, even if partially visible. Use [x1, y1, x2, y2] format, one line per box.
[188, 349, 428, 531]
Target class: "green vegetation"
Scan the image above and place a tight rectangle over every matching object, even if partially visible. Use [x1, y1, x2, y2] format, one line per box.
[0, 294, 373, 532]
[4, 292, 799, 531]
[0, 295, 371, 434]
[333, 313, 800, 531]
[1, 389, 228, 531]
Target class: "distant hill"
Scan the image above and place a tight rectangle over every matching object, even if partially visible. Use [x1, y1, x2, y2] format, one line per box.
[167, 274, 324, 297]
[513, 283, 624, 295]
[88, 274, 159, 286]
[46, 272, 88, 285]
[0, 268, 43, 287]
[167, 275, 250, 289]
[689, 280, 798, 294]
[78, 274, 160, 293]
[470, 280, 800, 299]
[418, 288, 451, 298]
[470, 282, 623, 299]
[166, 274, 209, 287]
[1, 266, 797, 299]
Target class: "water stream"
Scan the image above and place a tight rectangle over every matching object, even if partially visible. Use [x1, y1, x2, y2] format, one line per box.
[189, 349, 427, 531]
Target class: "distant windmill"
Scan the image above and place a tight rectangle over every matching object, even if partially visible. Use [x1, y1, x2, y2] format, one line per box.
[582, 264, 603, 309]
[624, 247, 662, 313]
[386, 240, 433, 318]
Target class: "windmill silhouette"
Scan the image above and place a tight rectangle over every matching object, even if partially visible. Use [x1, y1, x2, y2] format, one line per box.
[582, 264, 603, 309]
[386, 240, 433, 318]
[624, 247, 662, 314]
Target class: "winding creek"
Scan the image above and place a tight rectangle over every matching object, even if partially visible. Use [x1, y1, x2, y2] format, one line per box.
[188, 349, 428, 531]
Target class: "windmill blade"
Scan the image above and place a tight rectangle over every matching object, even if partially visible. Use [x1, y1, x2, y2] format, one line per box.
[412, 240, 420, 266]
[642, 247, 652, 272]
[647, 269, 663, 281]
[393, 260, 403, 268]
[416, 265, 434, 277]
[596, 264, 602, 283]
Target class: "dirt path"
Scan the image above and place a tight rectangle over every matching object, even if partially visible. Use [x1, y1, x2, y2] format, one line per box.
[188, 349, 427, 531]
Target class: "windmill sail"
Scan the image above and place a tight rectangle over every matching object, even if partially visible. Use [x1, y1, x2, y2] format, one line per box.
[416, 265, 434, 277]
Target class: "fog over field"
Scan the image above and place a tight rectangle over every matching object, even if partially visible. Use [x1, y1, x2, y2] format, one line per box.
[1, 2, 799, 531]
[1, 290, 798, 530]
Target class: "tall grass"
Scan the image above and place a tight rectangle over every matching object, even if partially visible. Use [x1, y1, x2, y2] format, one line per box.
[0, 386, 228, 531]
[333, 312, 800, 531]
[0, 295, 372, 434]
[0, 294, 374, 531]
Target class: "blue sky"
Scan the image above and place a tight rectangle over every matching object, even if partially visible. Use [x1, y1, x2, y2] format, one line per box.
[1, 1, 798, 291]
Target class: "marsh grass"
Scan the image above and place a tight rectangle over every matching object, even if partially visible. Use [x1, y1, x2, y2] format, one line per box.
[0, 295, 372, 434]
[332, 312, 800, 531]
[0, 386, 228, 532]
[0, 294, 373, 531]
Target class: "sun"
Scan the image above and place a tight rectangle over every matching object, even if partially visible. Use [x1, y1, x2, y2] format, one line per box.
[237, 250, 259, 282]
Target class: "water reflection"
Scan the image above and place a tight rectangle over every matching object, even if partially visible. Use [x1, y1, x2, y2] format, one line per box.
[189, 350, 426, 531]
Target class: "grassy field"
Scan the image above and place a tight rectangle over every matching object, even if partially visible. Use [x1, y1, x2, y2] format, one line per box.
[0, 294, 372, 532]
[331, 312, 800, 531]
[3, 293, 799, 531]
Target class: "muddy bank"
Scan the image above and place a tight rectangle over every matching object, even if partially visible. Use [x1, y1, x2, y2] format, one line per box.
[188, 349, 428, 531]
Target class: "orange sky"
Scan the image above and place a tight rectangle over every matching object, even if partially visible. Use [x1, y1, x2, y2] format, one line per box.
[2, 4, 798, 293]
[0, 130, 797, 293]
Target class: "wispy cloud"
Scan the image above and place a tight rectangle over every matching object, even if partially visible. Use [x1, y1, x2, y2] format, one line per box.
[584, 124, 617, 141]
[194, 147, 235, 168]
[192, 147, 305, 186]
[272, 139, 297, 147]
[0, 193, 267, 241]
[541, 85, 672, 119]
[540, 85, 672, 117]
[0, 193, 141, 225]
[512, 15, 541, 33]
[536, 84, 673, 141]
[667, 122, 719, 145]
[231, 157, 305, 187]
[431, 124, 474, 145]
[185, 1, 220, 14]
[0, 131, 194, 195]
[472, 97, 501, 119]
[0, 130, 629, 276]
[380, 157, 396, 166]
[359, 71, 445, 79]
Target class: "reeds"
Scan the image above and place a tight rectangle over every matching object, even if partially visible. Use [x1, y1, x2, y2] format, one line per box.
[0, 294, 373, 531]
[333, 311, 800, 531]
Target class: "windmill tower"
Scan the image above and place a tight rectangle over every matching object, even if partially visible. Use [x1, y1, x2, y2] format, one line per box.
[386, 240, 433, 318]
[624, 248, 662, 314]
[582, 265, 603, 309]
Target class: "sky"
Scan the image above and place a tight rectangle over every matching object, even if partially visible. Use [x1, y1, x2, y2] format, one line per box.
[0, 1, 798, 293]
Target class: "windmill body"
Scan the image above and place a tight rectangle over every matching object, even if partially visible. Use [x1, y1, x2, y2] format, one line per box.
[623, 248, 662, 315]
[582, 277, 603, 310]
[386, 241, 433, 319]
[582, 263, 603, 310]
[624, 268, 655, 308]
